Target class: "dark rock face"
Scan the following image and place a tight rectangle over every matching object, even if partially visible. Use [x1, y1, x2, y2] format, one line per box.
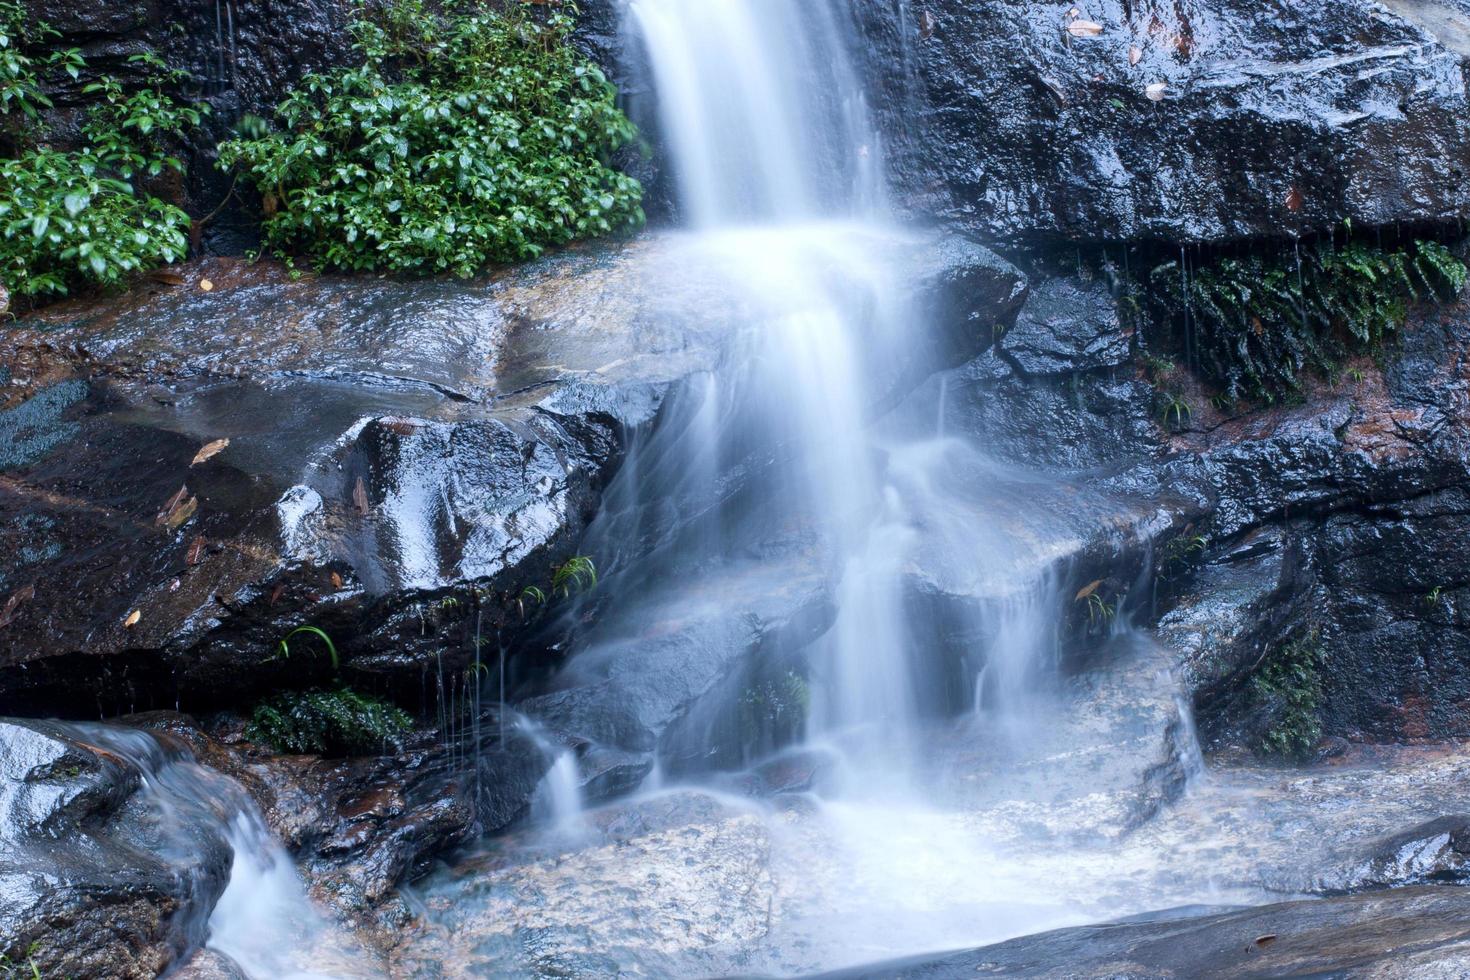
[869, 0, 1470, 245]
[928, 267, 1470, 747]
[0, 719, 235, 978]
[0, 231, 1021, 720]
[819, 886, 1470, 979]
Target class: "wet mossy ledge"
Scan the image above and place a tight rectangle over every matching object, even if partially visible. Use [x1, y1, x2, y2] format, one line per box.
[1019, 230, 1470, 417]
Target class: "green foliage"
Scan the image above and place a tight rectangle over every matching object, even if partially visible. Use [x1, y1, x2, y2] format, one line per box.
[273, 625, 341, 670]
[1150, 240, 1468, 402]
[739, 671, 810, 740]
[551, 555, 597, 599]
[0, 942, 43, 979]
[0, 6, 205, 299]
[246, 685, 413, 755]
[219, 0, 644, 276]
[1156, 392, 1192, 431]
[1252, 633, 1324, 761]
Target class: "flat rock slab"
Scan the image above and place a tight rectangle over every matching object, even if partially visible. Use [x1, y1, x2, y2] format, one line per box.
[820, 886, 1470, 979]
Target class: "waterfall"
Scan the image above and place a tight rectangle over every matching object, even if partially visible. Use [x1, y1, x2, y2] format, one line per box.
[616, 0, 940, 769]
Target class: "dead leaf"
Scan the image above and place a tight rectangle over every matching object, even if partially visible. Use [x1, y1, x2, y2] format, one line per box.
[190, 437, 230, 466]
[1285, 186, 1304, 212]
[330, 571, 344, 590]
[1075, 579, 1104, 601]
[1252, 316, 1265, 336]
[270, 583, 286, 606]
[917, 9, 937, 39]
[1067, 19, 1104, 37]
[186, 535, 207, 566]
[166, 496, 198, 530]
[1129, 45, 1143, 65]
[382, 420, 418, 436]
[353, 476, 370, 516]
[155, 485, 190, 525]
[148, 270, 186, 287]
[124, 609, 141, 628]
[200, 279, 215, 292]
[0, 584, 36, 628]
[1145, 82, 1168, 101]
[1254, 934, 1277, 948]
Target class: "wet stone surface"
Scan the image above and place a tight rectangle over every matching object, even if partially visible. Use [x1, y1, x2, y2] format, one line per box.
[0, 232, 1023, 716]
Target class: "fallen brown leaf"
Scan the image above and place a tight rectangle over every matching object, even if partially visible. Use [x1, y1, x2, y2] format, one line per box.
[270, 583, 286, 606]
[124, 609, 141, 628]
[1067, 19, 1104, 37]
[330, 571, 344, 590]
[1254, 934, 1277, 948]
[165, 496, 198, 530]
[1285, 186, 1304, 212]
[186, 535, 207, 566]
[1075, 579, 1104, 601]
[190, 438, 230, 466]
[155, 485, 190, 526]
[353, 476, 371, 516]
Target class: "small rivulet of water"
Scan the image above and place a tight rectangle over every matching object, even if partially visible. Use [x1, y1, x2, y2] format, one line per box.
[42, 723, 372, 979]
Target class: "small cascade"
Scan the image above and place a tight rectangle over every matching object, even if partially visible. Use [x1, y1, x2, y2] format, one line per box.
[519, 719, 586, 835]
[206, 812, 362, 979]
[43, 722, 369, 979]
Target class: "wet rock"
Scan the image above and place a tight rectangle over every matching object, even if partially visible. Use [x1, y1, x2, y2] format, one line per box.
[871, 0, 1470, 245]
[170, 949, 250, 980]
[394, 790, 777, 979]
[0, 232, 1020, 716]
[0, 718, 233, 978]
[999, 277, 1132, 377]
[1324, 815, 1470, 893]
[818, 886, 1470, 979]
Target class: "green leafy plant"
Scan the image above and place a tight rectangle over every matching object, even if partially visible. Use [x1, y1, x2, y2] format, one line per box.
[0, 942, 43, 979]
[246, 686, 413, 755]
[1149, 240, 1467, 402]
[0, 4, 206, 298]
[218, 0, 644, 276]
[739, 670, 810, 740]
[517, 584, 546, 618]
[273, 625, 341, 670]
[1252, 633, 1324, 760]
[1157, 392, 1192, 431]
[551, 555, 597, 599]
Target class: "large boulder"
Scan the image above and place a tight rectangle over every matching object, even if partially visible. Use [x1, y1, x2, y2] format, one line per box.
[875, 0, 1470, 245]
[0, 229, 1023, 716]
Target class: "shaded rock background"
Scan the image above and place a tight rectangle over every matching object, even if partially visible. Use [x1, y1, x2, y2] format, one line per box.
[864, 0, 1470, 246]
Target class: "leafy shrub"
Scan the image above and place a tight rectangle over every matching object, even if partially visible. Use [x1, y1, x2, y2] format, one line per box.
[246, 686, 413, 756]
[1149, 240, 1468, 401]
[0, 3, 205, 299]
[219, 0, 644, 276]
[1252, 634, 1324, 761]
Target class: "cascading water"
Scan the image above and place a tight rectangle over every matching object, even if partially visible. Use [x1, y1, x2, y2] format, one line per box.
[36, 723, 373, 979]
[611, 0, 937, 771]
